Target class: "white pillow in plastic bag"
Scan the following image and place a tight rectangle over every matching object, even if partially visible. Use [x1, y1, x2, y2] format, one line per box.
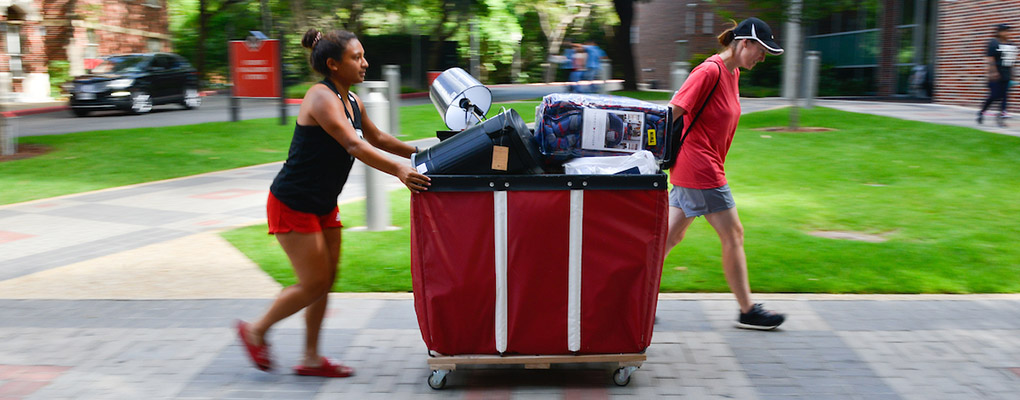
[563, 150, 659, 175]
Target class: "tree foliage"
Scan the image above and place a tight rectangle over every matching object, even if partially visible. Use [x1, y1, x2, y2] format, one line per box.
[710, 0, 879, 24]
[168, 0, 623, 85]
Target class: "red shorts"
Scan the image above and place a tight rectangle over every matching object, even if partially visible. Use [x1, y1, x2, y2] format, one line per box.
[266, 192, 343, 234]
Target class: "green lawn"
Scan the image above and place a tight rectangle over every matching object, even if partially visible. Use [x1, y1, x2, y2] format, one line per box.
[221, 190, 415, 292]
[5, 104, 1019, 294]
[224, 107, 1020, 294]
[0, 101, 539, 205]
[0, 118, 295, 205]
[609, 90, 673, 101]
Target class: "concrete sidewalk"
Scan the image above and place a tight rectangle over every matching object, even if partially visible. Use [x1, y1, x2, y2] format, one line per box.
[0, 144, 439, 296]
[1, 98, 1019, 399]
[1, 295, 1018, 399]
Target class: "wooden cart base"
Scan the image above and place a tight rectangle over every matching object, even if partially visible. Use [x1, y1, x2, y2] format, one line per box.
[426, 353, 646, 389]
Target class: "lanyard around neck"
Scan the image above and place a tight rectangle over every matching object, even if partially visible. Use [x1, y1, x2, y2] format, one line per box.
[320, 79, 357, 126]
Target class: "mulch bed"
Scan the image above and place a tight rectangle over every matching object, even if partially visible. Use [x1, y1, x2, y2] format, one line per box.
[0, 144, 53, 162]
[807, 230, 888, 243]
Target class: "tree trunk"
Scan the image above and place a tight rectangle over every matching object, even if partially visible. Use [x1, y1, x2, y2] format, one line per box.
[786, 0, 802, 130]
[195, 0, 244, 84]
[342, 0, 365, 37]
[613, 0, 636, 90]
[536, 4, 591, 83]
[426, 3, 454, 70]
[290, 0, 307, 31]
[197, 0, 209, 82]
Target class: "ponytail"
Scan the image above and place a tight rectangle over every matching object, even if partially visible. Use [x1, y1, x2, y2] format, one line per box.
[717, 20, 738, 47]
[301, 28, 358, 78]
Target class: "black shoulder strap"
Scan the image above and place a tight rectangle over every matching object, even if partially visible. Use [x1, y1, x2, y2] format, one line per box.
[319, 78, 340, 96]
[680, 62, 722, 150]
[319, 79, 357, 125]
[666, 61, 722, 170]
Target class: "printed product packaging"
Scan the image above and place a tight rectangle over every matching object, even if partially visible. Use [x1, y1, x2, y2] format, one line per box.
[534, 93, 672, 164]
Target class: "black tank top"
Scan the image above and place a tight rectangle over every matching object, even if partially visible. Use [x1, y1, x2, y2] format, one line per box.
[270, 80, 362, 215]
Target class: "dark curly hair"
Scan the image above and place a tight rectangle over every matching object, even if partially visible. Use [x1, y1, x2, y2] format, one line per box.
[301, 28, 358, 77]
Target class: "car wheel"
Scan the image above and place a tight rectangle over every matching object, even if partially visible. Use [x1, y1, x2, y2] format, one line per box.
[182, 88, 201, 109]
[130, 91, 153, 114]
[71, 108, 91, 117]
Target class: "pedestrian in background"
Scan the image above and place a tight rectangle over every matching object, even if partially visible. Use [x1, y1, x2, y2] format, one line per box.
[978, 23, 1017, 127]
[584, 40, 607, 91]
[665, 18, 786, 330]
[568, 42, 588, 93]
[236, 28, 430, 377]
[557, 39, 576, 83]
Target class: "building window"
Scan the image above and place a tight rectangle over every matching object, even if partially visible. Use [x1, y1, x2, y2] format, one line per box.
[685, 7, 696, 35]
[702, 12, 714, 35]
[85, 29, 99, 59]
[83, 29, 102, 70]
[148, 38, 162, 53]
[145, 0, 161, 8]
[5, 23, 23, 77]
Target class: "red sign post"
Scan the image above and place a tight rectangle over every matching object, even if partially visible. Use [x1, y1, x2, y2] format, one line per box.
[229, 39, 281, 98]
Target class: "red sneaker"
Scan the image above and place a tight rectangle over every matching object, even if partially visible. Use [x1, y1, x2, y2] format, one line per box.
[236, 320, 272, 371]
[293, 357, 354, 378]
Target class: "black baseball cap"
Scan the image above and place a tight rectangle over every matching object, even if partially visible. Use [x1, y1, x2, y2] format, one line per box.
[733, 17, 784, 55]
[997, 23, 1011, 32]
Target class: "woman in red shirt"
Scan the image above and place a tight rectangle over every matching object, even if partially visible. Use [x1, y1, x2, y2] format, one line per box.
[667, 18, 786, 330]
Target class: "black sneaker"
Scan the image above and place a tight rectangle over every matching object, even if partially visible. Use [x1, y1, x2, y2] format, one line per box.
[736, 303, 785, 330]
[977, 112, 984, 124]
[997, 116, 1008, 128]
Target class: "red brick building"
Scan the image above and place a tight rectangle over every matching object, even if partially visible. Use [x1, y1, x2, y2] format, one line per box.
[1, 0, 171, 102]
[636, 0, 817, 91]
[632, 0, 757, 90]
[934, 0, 1020, 113]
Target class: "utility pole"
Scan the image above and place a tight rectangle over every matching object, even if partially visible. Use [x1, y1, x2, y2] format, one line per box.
[358, 82, 398, 232]
[382, 65, 400, 136]
[470, 21, 480, 78]
[260, 0, 271, 35]
[0, 107, 11, 157]
[228, 23, 240, 122]
[279, 27, 287, 125]
[1, 21, 15, 156]
[782, 0, 803, 129]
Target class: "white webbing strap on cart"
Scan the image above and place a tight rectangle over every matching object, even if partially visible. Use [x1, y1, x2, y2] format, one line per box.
[492, 190, 584, 353]
[494, 191, 509, 353]
[567, 190, 583, 352]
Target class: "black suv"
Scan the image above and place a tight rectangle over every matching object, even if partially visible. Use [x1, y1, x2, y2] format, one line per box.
[68, 53, 201, 116]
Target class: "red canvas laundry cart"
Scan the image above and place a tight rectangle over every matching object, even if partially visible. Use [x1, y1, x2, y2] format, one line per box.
[410, 173, 668, 389]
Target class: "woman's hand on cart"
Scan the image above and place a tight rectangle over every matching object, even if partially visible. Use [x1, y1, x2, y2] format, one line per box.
[398, 166, 431, 193]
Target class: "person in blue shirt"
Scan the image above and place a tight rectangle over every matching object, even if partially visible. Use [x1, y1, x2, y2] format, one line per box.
[566, 42, 588, 92]
[583, 40, 607, 92]
[561, 41, 575, 67]
[556, 40, 576, 83]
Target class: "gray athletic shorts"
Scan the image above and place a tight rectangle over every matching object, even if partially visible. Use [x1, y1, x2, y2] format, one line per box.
[668, 184, 736, 217]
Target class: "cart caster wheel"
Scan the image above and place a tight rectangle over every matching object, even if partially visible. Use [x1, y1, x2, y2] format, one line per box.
[428, 370, 449, 390]
[613, 366, 637, 386]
